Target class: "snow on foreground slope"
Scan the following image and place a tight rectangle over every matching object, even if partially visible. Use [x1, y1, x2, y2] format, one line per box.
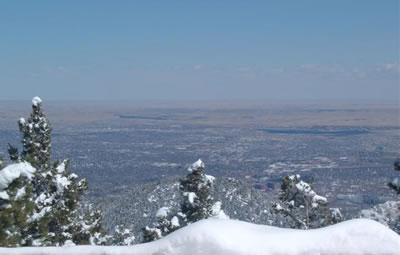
[1, 218, 399, 255]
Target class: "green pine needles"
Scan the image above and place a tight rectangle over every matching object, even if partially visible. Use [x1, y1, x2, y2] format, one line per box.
[0, 97, 106, 247]
[141, 159, 223, 243]
[273, 174, 343, 229]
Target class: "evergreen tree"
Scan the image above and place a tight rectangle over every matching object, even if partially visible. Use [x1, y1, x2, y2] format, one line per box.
[179, 159, 215, 224]
[141, 159, 226, 243]
[142, 226, 161, 243]
[142, 207, 180, 243]
[111, 224, 135, 246]
[0, 97, 105, 246]
[272, 174, 342, 229]
[17, 97, 52, 196]
[18, 97, 51, 170]
[0, 163, 35, 247]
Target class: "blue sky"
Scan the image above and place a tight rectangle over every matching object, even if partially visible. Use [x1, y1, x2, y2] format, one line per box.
[0, 1, 399, 101]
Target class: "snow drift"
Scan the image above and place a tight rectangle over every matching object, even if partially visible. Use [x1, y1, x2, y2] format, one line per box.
[1, 218, 399, 255]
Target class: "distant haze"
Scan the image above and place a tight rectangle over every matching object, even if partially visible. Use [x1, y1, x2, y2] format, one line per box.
[0, 1, 398, 101]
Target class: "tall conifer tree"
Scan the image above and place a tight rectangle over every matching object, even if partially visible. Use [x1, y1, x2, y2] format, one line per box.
[0, 97, 106, 246]
[179, 159, 215, 224]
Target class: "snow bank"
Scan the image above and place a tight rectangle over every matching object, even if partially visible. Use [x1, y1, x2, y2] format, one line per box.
[0, 162, 36, 191]
[155, 207, 170, 218]
[1, 218, 398, 255]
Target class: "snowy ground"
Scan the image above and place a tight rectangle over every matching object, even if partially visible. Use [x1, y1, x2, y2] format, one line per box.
[1, 218, 399, 255]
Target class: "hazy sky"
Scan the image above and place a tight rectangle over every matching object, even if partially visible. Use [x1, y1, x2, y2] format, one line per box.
[0, 1, 399, 101]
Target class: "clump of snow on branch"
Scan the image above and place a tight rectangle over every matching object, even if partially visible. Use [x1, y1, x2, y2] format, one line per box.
[56, 160, 67, 173]
[0, 162, 36, 191]
[188, 159, 205, 172]
[184, 192, 197, 205]
[156, 207, 170, 218]
[32, 96, 42, 107]
[211, 201, 229, 220]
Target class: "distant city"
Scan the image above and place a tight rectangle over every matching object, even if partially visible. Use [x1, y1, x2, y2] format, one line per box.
[0, 101, 398, 214]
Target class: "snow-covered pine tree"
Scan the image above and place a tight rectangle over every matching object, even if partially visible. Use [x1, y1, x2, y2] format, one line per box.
[0, 97, 105, 246]
[142, 207, 180, 243]
[0, 162, 36, 247]
[388, 159, 400, 194]
[19, 97, 51, 170]
[272, 174, 342, 229]
[141, 159, 227, 243]
[179, 159, 215, 224]
[141, 226, 160, 243]
[111, 224, 135, 246]
[17, 97, 52, 198]
[35, 159, 107, 246]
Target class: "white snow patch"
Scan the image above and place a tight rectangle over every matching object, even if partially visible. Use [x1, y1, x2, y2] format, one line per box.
[330, 207, 343, 219]
[0, 162, 36, 191]
[184, 192, 197, 204]
[56, 176, 71, 194]
[188, 159, 204, 172]
[312, 194, 327, 207]
[205, 174, 215, 184]
[0, 191, 9, 200]
[15, 187, 26, 200]
[122, 234, 135, 246]
[69, 173, 78, 179]
[29, 206, 52, 222]
[19, 117, 25, 125]
[56, 161, 66, 173]
[63, 240, 76, 247]
[1, 219, 398, 255]
[32, 97, 42, 107]
[211, 201, 229, 219]
[275, 203, 283, 211]
[156, 207, 169, 218]
[31, 239, 42, 247]
[152, 162, 179, 168]
[170, 216, 180, 228]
